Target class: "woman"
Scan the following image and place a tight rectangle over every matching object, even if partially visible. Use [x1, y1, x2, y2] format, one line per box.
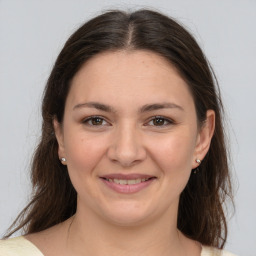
[0, 9, 236, 256]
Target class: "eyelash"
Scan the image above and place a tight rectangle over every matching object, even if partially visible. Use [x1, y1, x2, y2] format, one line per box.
[146, 116, 174, 127]
[82, 116, 174, 127]
[82, 116, 109, 126]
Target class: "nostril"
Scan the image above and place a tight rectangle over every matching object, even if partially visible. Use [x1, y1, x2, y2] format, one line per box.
[106, 129, 147, 167]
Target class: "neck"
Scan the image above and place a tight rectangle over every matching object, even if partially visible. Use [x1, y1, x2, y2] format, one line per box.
[65, 202, 191, 256]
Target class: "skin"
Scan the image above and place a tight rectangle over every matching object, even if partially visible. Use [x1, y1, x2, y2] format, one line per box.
[26, 50, 215, 256]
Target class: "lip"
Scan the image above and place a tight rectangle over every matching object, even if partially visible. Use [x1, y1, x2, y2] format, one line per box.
[99, 173, 157, 194]
[100, 173, 155, 180]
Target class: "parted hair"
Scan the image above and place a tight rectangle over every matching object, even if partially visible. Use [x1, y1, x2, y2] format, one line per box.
[5, 9, 233, 248]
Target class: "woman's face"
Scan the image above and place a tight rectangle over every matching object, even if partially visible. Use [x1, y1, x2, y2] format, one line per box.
[54, 50, 214, 226]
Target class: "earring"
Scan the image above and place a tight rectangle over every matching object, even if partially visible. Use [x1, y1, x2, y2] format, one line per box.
[196, 159, 201, 165]
[193, 159, 201, 174]
[60, 157, 67, 165]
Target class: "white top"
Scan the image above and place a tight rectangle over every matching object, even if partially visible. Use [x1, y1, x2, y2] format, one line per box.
[0, 236, 237, 256]
[0, 236, 43, 256]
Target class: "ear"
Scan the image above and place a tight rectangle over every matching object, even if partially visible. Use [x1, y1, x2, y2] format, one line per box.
[53, 118, 66, 161]
[192, 110, 215, 169]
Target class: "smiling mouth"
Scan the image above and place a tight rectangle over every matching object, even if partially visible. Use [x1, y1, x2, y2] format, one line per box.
[101, 177, 155, 185]
[99, 174, 157, 193]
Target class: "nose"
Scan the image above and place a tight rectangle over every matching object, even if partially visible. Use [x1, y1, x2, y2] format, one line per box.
[107, 123, 147, 167]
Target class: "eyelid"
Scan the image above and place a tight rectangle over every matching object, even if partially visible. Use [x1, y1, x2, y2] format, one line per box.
[145, 116, 175, 127]
[82, 115, 111, 126]
[81, 115, 175, 127]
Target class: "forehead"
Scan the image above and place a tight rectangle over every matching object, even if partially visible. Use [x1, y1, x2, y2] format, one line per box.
[73, 50, 181, 85]
[66, 50, 195, 112]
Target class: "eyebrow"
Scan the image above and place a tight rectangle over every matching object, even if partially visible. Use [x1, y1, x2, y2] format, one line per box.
[73, 102, 115, 112]
[140, 103, 184, 112]
[73, 102, 184, 112]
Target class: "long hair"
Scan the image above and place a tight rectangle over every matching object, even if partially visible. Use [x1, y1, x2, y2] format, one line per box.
[5, 9, 233, 248]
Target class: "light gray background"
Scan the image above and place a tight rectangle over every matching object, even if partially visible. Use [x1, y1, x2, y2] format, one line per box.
[0, 1, 255, 255]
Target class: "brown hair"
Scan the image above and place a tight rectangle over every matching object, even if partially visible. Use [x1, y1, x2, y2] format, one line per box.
[5, 9, 233, 248]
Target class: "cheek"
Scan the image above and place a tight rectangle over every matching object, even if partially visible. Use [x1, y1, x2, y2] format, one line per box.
[63, 133, 110, 203]
[150, 133, 196, 200]
[64, 131, 108, 179]
[149, 131, 196, 174]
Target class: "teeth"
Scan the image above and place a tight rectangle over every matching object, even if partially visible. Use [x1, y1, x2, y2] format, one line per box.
[106, 178, 151, 184]
[128, 180, 135, 185]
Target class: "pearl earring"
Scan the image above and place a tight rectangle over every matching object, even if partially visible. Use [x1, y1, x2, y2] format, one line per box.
[196, 159, 201, 164]
[60, 157, 67, 165]
[193, 159, 201, 174]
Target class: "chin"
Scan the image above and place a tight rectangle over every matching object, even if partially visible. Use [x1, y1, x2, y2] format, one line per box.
[99, 201, 155, 227]
[105, 213, 151, 227]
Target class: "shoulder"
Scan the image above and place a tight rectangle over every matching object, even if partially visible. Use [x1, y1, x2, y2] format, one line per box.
[201, 245, 238, 256]
[0, 236, 44, 256]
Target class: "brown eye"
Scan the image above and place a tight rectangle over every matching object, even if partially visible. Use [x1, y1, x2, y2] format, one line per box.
[146, 116, 173, 127]
[153, 118, 165, 126]
[83, 116, 108, 126]
[91, 117, 104, 125]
